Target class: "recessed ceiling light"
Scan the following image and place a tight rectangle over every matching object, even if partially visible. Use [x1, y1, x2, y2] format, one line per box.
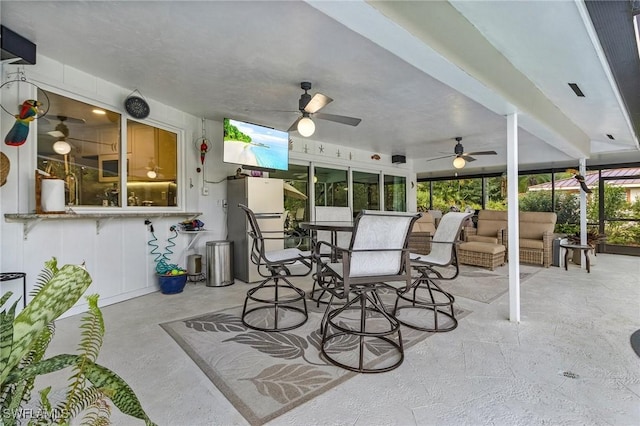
[92, 109, 106, 115]
[568, 83, 585, 97]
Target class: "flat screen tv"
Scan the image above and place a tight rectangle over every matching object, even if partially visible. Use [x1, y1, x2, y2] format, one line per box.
[223, 118, 289, 171]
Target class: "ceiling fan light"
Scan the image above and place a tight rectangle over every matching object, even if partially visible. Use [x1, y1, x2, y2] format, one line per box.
[53, 140, 72, 155]
[453, 156, 466, 169]
[146, 169, 157, 179]
[297, 117, 315, 137]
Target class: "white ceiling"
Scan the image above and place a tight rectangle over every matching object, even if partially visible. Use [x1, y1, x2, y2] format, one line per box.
[2, 0, 639, 178]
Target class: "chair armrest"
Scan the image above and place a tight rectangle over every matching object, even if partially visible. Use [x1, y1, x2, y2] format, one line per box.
[497, 228, 506, 246]
[463, 226, 477, 241]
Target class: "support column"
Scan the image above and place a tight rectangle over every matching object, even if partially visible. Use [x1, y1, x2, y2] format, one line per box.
[579, 158, 587, 269]
[507, 113, 520, 322]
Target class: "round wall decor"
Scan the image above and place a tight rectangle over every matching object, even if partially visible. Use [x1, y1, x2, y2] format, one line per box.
[1, 152, 10, 187]
[124, 90, 150, 119]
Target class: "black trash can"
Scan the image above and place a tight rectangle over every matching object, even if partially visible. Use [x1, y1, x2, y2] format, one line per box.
[206, 241, 234, 287]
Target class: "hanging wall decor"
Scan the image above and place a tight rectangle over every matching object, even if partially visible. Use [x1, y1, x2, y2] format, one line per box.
[124, 89, 150, 119]
[1, 71, 50, 146]
[194, 117, 211, 168]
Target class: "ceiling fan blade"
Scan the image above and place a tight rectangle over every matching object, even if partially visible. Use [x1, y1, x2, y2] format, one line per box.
[314, 112, 361, 126]
[47, 130, 66, 138]
[288, 116, 301, 132]
[68, 137, 111, 146]
[425, 154, 455, 162]
[465, 150, 497, 156]
[41, 115, 86, 125]
[465, 156, 477, 162]
[304, 93, 332, 113]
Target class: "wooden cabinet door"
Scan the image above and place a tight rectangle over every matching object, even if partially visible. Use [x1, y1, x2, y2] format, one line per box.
[129, 125, 156, 179]
[156, 130, 177, 180]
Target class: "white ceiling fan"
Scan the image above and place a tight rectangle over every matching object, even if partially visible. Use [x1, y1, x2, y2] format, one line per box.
[46, 115, 112, 154]
[287, 82, 361, 137]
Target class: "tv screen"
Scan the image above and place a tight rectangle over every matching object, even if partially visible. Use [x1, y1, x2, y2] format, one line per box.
[223, 118, 289, 171]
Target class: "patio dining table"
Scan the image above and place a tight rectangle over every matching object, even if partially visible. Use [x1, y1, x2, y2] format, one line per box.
[298, 220, 354, 262]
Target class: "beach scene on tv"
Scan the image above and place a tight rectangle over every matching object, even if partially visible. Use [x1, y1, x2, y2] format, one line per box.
[223, 118, 289, 170]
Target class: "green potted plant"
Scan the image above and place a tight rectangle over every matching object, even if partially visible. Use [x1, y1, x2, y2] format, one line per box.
[0, 258, 155, 425]
[567, 228, 606, 265]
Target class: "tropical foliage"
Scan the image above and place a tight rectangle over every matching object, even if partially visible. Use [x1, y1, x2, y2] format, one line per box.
[223, 118, 252, 143]
[419, 172, 639, 246]
[0, 258, 155, 425]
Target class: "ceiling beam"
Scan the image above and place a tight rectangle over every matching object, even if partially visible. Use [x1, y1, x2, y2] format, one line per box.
[308, 0, 591, 158]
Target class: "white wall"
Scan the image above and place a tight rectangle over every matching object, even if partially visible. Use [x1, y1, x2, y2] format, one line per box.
[0, 55, 415, 318]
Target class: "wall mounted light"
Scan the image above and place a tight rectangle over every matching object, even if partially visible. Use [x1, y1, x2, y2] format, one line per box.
[297, 114, 315, 137]
[453, 156, 466, 169]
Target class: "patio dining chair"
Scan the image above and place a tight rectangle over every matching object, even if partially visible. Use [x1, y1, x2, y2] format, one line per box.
[310, 206, 353, 304]
[239, 204, 313, 332]
[393, 211, 472, 332]
[314, 210, 420, 373]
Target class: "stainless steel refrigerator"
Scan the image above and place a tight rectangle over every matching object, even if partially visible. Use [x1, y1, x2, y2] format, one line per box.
[227, 177, 284, 283]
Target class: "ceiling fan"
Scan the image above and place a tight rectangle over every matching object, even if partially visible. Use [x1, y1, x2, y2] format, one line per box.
[287, 82, 361, 137]
[46, 115, 111, 154]
[426, 137, 497, 168]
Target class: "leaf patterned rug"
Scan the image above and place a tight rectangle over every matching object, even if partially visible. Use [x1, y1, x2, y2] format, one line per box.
[161, 298, 467, 425]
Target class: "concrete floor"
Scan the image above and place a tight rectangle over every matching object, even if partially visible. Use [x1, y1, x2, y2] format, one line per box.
[40, 253, 640, 425]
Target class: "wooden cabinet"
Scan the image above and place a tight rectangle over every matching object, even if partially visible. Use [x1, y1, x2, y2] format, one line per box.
[127, 122, 177, 181]
[98, 128, 121, 155]
[156, 129, 177, 180]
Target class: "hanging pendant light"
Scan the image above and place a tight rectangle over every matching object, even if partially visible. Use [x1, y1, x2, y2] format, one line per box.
[297, 114, 315, 137]
[53, 140, 71, 155]
[453, 156, 466, 169]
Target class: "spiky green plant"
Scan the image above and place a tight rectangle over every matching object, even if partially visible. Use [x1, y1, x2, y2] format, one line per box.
[0, 258, 155, 426]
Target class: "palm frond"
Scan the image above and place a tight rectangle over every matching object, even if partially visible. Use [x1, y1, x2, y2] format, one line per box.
[31, 258, 58, 298]
[78, 295, 104, 363]
[61, 295, 104, 421]
[55, 385, 104, 422]
[79, 394, 112, 426]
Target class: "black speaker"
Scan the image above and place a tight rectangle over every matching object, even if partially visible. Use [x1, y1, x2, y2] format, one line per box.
[392, 155, 406, 164]
[1, 26, 36, 65]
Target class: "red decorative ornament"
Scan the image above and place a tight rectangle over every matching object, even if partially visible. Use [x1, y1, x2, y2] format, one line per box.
[200, 138, 210, 165]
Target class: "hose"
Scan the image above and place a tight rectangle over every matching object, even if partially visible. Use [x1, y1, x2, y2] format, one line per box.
[146, 221, 183, 274]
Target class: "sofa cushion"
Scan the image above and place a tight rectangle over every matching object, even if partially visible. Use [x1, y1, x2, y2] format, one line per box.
[459, 241, 506, 255]
[412, 212, 436, 235]
[467, 235, 499, 244]
[519, 211, 557, 239]
[475, 210, 507, 238]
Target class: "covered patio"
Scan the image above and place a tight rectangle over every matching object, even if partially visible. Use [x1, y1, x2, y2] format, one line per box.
[39, 253, 640, 425]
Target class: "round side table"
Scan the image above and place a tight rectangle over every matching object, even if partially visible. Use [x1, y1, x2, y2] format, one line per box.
[560, 244, 592, 273]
